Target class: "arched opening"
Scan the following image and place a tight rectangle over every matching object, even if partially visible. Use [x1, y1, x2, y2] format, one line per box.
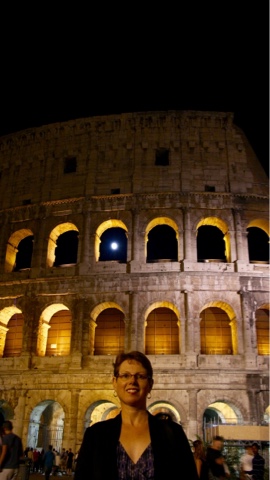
[145, 307, 180, 355]
[146, 225, 178, 262]
[45, 310, 72, 356]
[145, 217, 179, 263]
[247, 227, 269, 263]
[5, 229, 34, 272]
[95, 220, 128, 262]
[197, 226, 226, 262]
[203, 401, 243, 443]
[200, 307, 233, 355]
[13, 235, 34, 271]
[99, 227, 127, 262]
[148, 401, 181, 423]
[47, 223, 79, 268]
[3, 312, 23, 357]
[255, 307, 269, 355]
[27, 400, 64, 451]
[54, 231, 79, 266]
[94, 308, 125, 355]
[0, 306, 23, 357]
[37, 304, 71, 357]
[196, 217, 230, 262]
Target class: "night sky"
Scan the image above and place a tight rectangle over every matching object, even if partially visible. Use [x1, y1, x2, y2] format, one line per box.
[0, 3, 268, 175]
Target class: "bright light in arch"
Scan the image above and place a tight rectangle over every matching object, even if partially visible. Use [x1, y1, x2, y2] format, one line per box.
[111, 242, 118, 250]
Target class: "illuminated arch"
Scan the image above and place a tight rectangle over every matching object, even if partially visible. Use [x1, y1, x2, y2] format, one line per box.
[255, 304, 269, 355]
[90, 302, 125, 356]
[37, 304, 70, 356]
[148, 401, 181, 423]
[199, 301, 238, 355]
[144, 301, 180, 322]
[145, 217, 179, 259]
[0, 306, 22, 357]
[196, 216, 231, 262]
[247, 220, 269, 263]
[5, 229, 34, 272]
[95, 220, 128, 261]
[27, 400, 65, 450]
[247, 218, 269, 236]
[144, 301, 180, 355]
[47, 222, 79, 268]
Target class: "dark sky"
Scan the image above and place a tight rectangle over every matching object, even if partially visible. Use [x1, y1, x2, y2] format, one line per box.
[1, 4, 268, 175]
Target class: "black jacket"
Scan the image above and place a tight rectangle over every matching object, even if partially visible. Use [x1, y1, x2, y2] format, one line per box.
[74, 412, 199, 479]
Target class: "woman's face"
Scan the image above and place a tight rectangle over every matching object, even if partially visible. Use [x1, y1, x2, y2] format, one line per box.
[112, 359, 153, 408]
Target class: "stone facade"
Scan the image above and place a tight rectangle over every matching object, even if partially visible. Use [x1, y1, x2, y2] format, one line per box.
[0, 110, 268, 453]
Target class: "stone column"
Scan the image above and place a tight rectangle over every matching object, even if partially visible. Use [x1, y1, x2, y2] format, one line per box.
[188, 389, 199, 439]
[62, 390, 80, 452]
[70, 299, 84, 354]
[20, 295, 40, 355]
[80, 211, 91, 271]
[183, 291, 196, 353]
[130, 293, 141, 351]
[14, 392, 27, 438]
[88, 317, 97, 355]
[30, 213, 48, 271]
[182, 208, 196, 263]
[233, 209, 249, 263]
[239, 291, 254, 356]
[130, 208, 142, 265]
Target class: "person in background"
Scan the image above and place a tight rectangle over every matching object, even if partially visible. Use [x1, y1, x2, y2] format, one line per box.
[251, 442, 265, 480]
[193, 439, 208, 480]
[32, 448, 40, 473]
[66, 448, 74, 475]
[0, 420, 23, 480]
[75, 350, 199, 479]
[239, 444, 254, 479]
[206, 435, 230, 480]
[60, 447, 68, 472]
[43, 444, 55, 480]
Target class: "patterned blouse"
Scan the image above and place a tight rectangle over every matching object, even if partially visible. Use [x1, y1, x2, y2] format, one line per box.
[117, 442, 155, 479]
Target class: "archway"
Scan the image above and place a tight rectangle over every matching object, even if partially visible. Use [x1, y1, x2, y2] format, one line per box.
[27, 400, 65, 451]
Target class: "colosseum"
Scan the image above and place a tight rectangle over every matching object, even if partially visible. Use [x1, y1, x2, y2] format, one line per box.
[0, 110, 268, 455]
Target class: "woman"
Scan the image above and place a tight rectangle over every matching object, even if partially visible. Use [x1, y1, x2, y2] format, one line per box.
[75, 350, 198, 479]
[193, 439, 208, 480]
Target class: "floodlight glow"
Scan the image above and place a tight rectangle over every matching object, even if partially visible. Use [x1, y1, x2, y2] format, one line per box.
[111, 242, 118, 250]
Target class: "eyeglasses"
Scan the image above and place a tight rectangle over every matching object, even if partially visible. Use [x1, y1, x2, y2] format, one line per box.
[116, 373, 150, 381]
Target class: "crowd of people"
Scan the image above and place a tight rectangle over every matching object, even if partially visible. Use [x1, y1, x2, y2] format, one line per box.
[24, 445, 78, 478]
[192, 435, 266, 480]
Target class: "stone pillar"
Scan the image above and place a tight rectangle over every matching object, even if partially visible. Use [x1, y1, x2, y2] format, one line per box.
[247, 389, 259, 424]
[62, 390, 80, 452]
[188, 389, 199, 440]
[20, 295, 40, 355]
[227, 229, 237, 263]
[182, 208, 196, 263]
[233, 209, 249, 263]
[70, 299, 84, 354]
[130, 208, 142, 264]
[183, 208, 192, 260]
[13, 392, 26, 438]
[89, 317, 97, 355]
[82, 210, 91, 265]
[130, 293, 141, 350]
[183, 291, 196, 353]
[239, 291, 254, 356]
[30, 214, 48, 271]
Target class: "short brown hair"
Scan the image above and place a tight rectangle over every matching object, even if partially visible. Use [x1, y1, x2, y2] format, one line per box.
[113, 351, 153, 378]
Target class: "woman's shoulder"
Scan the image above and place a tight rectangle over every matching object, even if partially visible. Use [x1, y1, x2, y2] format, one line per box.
[84, 414, 121, 437]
